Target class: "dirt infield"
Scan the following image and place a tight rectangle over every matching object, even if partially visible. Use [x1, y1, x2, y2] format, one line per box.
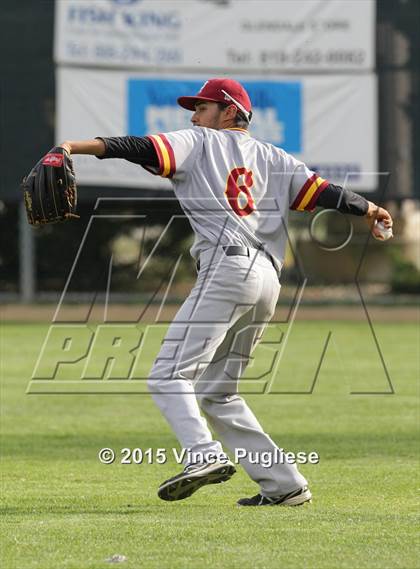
[1, 303, 418, 322]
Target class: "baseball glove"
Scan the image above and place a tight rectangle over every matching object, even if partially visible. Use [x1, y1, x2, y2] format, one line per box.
[21, 146, 79, 226]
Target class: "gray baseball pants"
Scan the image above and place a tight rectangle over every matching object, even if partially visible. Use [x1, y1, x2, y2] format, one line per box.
[148, 246, 307, 497]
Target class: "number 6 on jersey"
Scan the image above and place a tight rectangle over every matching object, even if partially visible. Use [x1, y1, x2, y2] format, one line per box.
[225, 167, 255, 217]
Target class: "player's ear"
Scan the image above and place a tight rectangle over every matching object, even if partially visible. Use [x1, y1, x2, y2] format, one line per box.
[224, 104, 237, 120]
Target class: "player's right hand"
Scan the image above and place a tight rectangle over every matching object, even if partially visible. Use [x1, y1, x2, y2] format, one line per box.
[365, 201, 393, 239]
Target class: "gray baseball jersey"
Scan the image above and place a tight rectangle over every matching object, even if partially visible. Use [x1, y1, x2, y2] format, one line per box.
[147, 127, 328, 267]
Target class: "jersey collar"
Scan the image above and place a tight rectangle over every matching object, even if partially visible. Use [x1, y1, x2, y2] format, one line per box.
[224, 127, 250, 135]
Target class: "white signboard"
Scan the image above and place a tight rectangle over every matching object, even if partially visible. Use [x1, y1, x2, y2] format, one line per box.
[56, 70, 377, 190]
[55, 0, 375, 72]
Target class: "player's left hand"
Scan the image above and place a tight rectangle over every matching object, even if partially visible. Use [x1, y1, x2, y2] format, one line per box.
[21, 146, 79, 226]
[365, 201, 393, 240]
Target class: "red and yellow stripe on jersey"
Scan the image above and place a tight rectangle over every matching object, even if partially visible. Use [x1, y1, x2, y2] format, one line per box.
[291, 173, 329, 212]
[147, 134, 176, 178]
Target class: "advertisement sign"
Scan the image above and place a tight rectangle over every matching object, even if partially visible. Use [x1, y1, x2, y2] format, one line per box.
[55, 0, 375, 72]
[57, 70, 377, 190]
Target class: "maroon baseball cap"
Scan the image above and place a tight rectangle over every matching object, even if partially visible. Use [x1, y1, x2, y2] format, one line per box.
[177, 78, 252, 122]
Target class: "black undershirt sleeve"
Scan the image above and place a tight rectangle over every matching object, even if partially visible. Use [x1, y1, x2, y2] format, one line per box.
[95, 136, 159, 168]
[316, 183, 369, 216]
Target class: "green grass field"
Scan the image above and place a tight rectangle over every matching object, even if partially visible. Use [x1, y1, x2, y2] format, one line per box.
[1, 320, 419, 569]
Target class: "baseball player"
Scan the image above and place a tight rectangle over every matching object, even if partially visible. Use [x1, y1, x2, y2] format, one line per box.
[60, 78, 393, 506]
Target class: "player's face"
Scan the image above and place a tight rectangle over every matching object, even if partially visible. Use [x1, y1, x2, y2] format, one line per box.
[191, 102, 229, 129]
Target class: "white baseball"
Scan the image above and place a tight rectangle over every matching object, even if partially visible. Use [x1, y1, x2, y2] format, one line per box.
[374, 220, 393, 241]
